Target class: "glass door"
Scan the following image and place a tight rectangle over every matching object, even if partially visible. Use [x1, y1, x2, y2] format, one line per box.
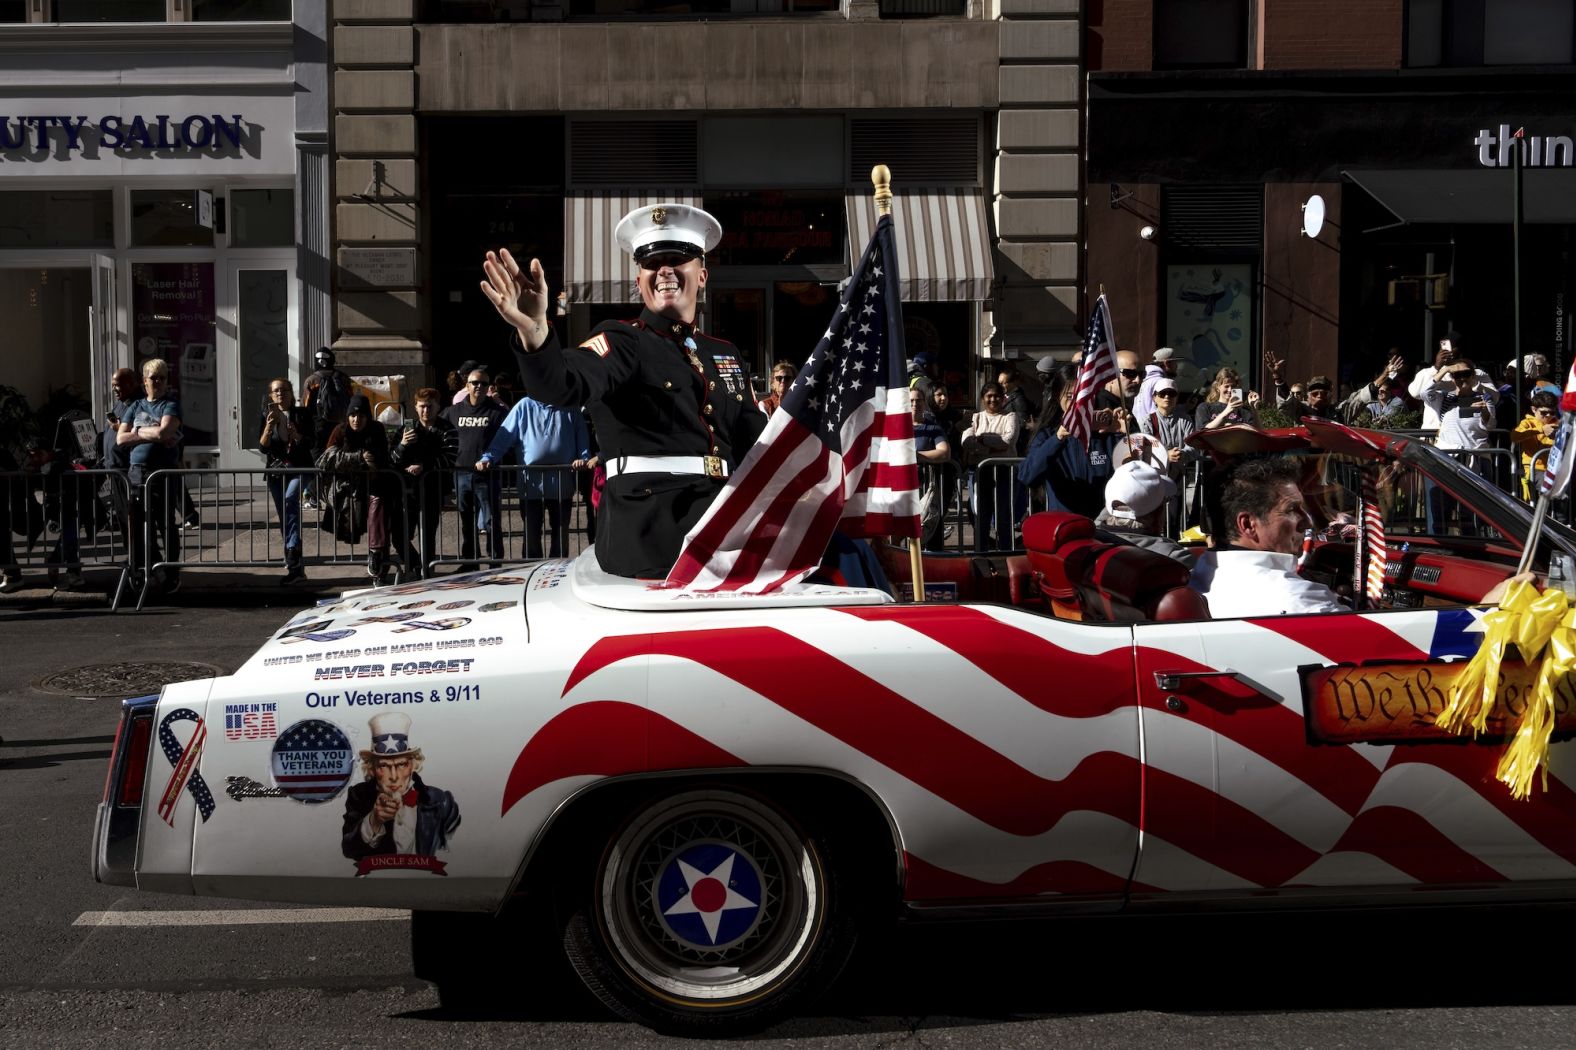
[220, 258, 296, 469]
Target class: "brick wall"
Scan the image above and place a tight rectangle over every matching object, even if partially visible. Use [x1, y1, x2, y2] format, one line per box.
[1258, 0, 1403, 70]
[1086, 0, 1152, 71]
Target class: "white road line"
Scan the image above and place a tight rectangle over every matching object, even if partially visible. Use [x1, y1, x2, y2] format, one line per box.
[72, 907, 410, 928]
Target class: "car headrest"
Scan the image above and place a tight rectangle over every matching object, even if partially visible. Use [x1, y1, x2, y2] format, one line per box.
[1083, 544, 1199, 622]
[1021, 511, 1094, 552]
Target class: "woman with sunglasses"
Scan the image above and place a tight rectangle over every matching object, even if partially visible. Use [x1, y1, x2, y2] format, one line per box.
[756, 362, 797, 415]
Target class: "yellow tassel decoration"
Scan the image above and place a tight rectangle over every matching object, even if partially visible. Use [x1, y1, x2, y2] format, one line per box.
[1497, 607, 1576, 800]
[1437, 581, 1543, 736]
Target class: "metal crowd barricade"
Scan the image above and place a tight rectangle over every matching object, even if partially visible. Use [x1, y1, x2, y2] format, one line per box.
[913, 459, 965, 553]
[417, 463, 594, 576]
[134, 467, 415, 610]
[970, 456, 1027, 553]
[0, 467, 132, 598]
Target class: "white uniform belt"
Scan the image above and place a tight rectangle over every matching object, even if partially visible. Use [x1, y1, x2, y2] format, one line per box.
[605, 455, 728, 480]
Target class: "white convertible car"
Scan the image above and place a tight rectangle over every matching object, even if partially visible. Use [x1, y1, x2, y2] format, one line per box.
[94, 423, 1576, 1035]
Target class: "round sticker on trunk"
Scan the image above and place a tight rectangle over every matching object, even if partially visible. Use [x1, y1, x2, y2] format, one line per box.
[270, 719, 356, 803]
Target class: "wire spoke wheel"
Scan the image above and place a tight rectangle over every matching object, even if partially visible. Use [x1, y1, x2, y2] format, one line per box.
[561, 788, 855, 1035]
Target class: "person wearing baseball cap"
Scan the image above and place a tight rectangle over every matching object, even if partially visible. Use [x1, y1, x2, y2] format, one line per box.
[480, 203, 767, 578]
[1094, 459, 1192, 567]
[1132, 346, 1178, 423]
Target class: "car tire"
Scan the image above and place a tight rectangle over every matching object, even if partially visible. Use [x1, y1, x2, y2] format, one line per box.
[560, 787, 857, 1036]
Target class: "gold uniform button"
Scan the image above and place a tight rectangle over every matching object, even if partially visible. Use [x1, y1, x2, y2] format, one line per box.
[703, 404, 713, 416]
[663, 380, 673, 390]
[734, 393, 744, 401]
[708, 381, 716, 390]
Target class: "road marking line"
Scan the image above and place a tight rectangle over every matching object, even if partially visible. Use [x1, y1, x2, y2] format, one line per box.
[72, 907, 410, 928]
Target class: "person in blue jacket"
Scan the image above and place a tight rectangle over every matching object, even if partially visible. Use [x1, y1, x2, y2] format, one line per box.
[1017, 363, 1126, 519]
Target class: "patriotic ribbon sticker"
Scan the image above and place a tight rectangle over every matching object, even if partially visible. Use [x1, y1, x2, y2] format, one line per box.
[158, 708, 216, 826]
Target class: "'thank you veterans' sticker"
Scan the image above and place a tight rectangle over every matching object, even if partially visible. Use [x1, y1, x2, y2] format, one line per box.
[270, 719, 356, 803]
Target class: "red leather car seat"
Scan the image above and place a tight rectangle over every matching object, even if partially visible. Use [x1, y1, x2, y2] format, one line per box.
[1078, 544, 1210, 623]
[1022, 512, 1097, 620]
[1022, 511, 1209, 623]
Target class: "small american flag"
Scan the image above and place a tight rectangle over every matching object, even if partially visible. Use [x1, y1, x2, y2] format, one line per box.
[1066, 295, 1119, 448]
[664, 214, 917, 593]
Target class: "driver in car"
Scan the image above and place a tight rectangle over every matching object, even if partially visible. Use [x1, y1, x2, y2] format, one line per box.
[1190, 457, 1347, 617]
[1192, 456, 1530, 618]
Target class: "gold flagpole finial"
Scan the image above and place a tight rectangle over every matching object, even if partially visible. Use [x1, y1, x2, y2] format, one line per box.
[872, 165, 893, 217]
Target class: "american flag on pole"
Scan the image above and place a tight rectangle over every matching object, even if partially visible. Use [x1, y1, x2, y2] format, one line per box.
[663, 213, 917, 593]
[1066, 294, 1119, 448]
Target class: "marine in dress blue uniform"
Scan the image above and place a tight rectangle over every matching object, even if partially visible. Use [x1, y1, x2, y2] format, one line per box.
[482, 204, 767, 578]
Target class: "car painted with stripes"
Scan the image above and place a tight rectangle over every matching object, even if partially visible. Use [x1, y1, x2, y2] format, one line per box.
[93, 421, 1576, 1035]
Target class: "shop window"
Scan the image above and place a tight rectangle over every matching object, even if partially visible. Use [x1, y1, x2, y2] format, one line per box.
[130, 190, 215, 248]
[1407, 0, 1575, 66]
[130, 263, 218, 446]
[191, 0, 292, 18]
[702, 117, 842, 187]
[0, 190, 113, 248]
[50, 0, 163, 20]
[704, 191, 845, 268]
[878, 0, 967, 15]
[1153, 0, 1248, 70]
[423, 0, 836, 16]
[230, 188, 294, 247]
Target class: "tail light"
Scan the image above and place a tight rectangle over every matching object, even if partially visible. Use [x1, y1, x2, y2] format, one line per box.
[102, 697, 159, 808]
[118, 715, 154, 807]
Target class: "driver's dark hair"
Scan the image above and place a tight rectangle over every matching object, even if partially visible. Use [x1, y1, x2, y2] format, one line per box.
[1215, 456, 1303, 545]
[1532, 390, 1559, 411]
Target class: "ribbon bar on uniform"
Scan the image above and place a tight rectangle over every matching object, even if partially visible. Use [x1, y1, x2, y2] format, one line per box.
[605, 455, 729, 480]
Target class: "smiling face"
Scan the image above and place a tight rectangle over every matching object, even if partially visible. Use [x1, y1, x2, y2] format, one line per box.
[636, 252, 707, 322]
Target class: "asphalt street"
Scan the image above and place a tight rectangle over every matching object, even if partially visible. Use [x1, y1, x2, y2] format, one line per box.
[3, 599, 1576, 1049]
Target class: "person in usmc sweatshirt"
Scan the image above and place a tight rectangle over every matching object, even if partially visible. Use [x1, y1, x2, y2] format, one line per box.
[441, 368, 506, 570]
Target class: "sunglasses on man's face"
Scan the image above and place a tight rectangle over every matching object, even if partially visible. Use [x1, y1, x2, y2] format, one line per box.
[1154, 390, 1177, 398]
[467, 379, 486, 386]
[1451, 371, 1475, 381]
[1119, 368, 1141, 378]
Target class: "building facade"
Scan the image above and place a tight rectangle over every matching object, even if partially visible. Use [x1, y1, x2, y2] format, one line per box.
[0, 1, 313, 470]
[1086, 0, 1576, 398]
[328, 0, 1084, 406]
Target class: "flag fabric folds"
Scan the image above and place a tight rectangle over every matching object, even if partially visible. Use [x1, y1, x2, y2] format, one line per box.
[1066, 295, 1119, 448]
[664, 214, 917, 593]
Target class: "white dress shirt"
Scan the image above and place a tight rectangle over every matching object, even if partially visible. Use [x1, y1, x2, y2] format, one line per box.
[1190, 549, 1347, 618]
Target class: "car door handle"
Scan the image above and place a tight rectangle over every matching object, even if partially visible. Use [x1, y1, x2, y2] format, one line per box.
[1153, 669, 1282, 703]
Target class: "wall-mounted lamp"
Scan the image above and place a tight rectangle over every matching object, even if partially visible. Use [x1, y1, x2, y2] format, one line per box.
[1139, 225, 1157, 241]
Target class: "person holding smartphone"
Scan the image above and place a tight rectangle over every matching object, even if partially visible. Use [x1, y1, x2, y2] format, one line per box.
[258, 378, 316, 584]
[1195, 368, 1259, 431]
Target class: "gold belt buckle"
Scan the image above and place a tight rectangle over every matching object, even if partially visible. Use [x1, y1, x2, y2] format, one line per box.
[703, 455, 724, 479]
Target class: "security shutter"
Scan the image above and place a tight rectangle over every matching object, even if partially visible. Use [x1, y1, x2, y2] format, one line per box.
[1161, 185, 1263, 253]
[569, 120, 700, 186]
[849, 118, 980, 184]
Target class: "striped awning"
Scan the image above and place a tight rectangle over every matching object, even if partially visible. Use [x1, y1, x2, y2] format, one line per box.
[564, 191, 701, 304]
[844, 189, 994, 301]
